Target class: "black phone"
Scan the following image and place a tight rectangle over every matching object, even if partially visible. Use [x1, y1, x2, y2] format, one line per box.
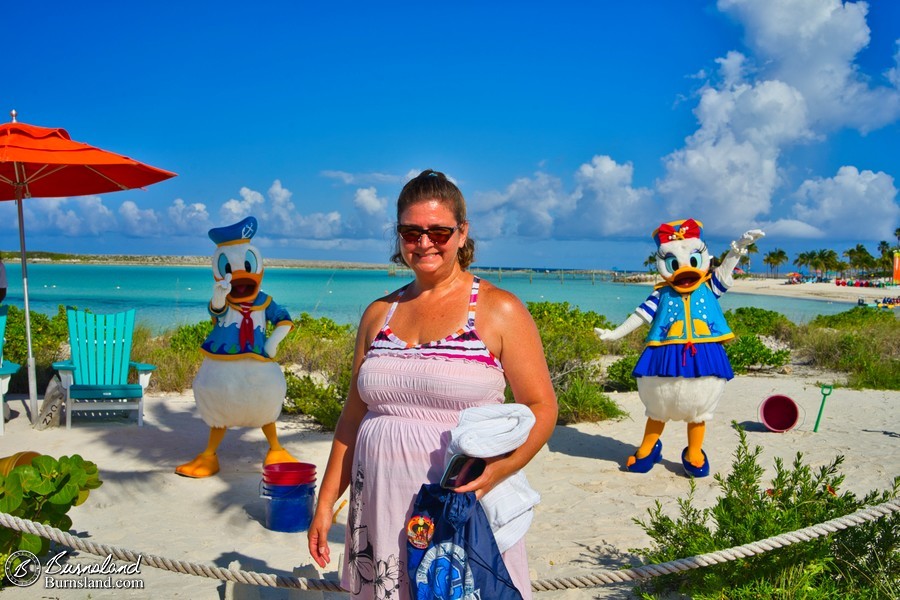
[440, 454, 486, 489]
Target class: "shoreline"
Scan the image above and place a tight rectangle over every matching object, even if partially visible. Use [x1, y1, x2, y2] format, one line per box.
[8, 252, 900, 308]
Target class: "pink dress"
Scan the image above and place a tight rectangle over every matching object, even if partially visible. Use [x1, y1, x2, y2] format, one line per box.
[342, 277, 532, 599]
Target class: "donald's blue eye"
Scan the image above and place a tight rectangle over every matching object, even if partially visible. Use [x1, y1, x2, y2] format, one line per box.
[244, 249, 260, 273]
[689, 252, 703, 268]
[217, 253, 231, 277]
[664, 256, 679, 272]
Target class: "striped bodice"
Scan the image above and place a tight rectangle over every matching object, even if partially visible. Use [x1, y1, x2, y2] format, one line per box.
[366, 276, 502, 370]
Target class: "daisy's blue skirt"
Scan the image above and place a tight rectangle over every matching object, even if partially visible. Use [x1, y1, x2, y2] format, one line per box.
[633, 343, 734, 380]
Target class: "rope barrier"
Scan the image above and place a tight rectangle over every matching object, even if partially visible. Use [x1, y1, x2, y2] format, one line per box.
[1, 497, 897, 594]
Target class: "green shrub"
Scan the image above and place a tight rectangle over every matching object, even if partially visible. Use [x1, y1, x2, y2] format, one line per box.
[556, 374, 627, 423]
[724, 306, 796, 339]
[605, 354, 639, 392]
[526, 302, 624, 424]
[278, 313, 355, 379]
[795, 307, 900, 390]
[631, 424, 899, 599]
[809, 305, 897, 329]
[725, 335, 790, 374]
[0, 454, 102, 582]
[284, 372, 345, 431]
[168, 320, 213, 354]
[3, 305, 70, 394]
[130, 322, 206, 392]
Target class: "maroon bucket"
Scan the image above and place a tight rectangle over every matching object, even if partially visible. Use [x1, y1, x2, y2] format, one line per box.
[759, 395, 800, 432]
[263, 462, 317, 485]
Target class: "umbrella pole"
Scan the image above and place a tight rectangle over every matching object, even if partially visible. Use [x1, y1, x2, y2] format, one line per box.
[14, 197, 39, 423]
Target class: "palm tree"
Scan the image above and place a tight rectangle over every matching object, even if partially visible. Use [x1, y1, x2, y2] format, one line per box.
[844, 243, 874, 277]
[895, 226, 900, 247]
[794, 251, 815, 276]
[643, 253, 658, 274]
[813, 249, 840, 279]
[764, 248, 788, 278]
[875, 241, 891, 275]
[740, 242, 759, 273]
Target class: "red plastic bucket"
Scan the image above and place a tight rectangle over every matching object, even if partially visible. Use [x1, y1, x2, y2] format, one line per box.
[262, 462, 317, 485]
[759, 395, 800, 432]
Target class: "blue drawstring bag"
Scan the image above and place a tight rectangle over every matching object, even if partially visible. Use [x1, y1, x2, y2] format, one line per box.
[406, 483, 523, 600]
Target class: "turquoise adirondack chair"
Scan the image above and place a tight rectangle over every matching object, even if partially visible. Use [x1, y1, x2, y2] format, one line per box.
[53, 308, 156, 429]
[0, 305, 23, 435]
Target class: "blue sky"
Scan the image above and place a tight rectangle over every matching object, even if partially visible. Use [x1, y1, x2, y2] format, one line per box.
[3, 0, 899, 271]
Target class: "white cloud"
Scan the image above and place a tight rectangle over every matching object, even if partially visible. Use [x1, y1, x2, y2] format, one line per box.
[718, 0, 900, 133]
[562, 155, 654, 237]
[167, 199, 210, 234]
[266, 180, 297, 235]
[471, 171, 570, 239]
[791, 165, 899, 240]
[220, 187, 265, 222]
[657, 54, 814, 233]
[354, 187, 387, 216]
[17, 196, 117, 237]
[295, 211, 342, 239]
[23, 198, 83, 236]
[321, 170, 406, 185]
[658, 128, 781, 230]
[118, 200, 159, 237]
[74, 197, 118, 235]
[756, 218, 826, 239]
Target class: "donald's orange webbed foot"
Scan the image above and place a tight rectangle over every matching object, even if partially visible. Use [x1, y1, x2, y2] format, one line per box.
[264, 448, 298, 466]
[175, 454, 220, 478]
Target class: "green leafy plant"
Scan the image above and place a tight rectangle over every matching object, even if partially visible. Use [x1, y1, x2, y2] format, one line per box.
[0, 454, 102, 580]
[631, 424, 899, 599]
[3, 305, 70, 394]
[725, 335, 790, 374]
[795, 306, 899, 390]
[605, 354, 640, 392]
[556, 374, 627, 423]
[284, 372, 345, 431]
[724, 306, 796, 339]
[526, 302, 625, 424]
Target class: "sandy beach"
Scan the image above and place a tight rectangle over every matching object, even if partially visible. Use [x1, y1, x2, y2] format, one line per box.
[0, 278, 897, 599]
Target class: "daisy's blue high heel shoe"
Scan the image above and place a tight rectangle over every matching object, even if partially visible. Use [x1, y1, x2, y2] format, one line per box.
[626, 440, 663, 473]
[681, 447, 710, 478]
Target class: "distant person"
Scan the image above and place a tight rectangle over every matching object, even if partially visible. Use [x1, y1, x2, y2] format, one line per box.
[307, 169, 557, 599]
[0, 254, 7, 303]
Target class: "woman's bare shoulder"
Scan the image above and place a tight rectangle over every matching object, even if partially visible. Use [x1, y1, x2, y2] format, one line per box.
[475, 279, 530, 320]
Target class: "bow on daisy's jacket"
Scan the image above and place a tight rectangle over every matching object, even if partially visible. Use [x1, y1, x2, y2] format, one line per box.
[175, 216, 299, 479]
[595, 219, 765, 478]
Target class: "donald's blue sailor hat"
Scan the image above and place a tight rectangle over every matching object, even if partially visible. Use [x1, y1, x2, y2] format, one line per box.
[208, 216, 258, 246]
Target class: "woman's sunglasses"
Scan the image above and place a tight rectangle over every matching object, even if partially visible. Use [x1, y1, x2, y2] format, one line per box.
[396, 225, 458, 245]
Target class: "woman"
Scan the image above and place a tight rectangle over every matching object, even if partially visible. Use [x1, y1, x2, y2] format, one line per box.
[308, 169, 557, 599]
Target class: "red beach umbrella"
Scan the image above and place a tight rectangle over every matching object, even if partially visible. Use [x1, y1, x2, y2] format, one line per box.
[0, 110, 176, 421]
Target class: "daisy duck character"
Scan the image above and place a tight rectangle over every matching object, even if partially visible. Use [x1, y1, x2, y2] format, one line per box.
[176, 216, 297, 478]
[595, 219, 764, 477]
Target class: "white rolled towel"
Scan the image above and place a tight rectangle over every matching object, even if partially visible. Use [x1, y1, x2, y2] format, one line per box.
[447, 404, 541, 552]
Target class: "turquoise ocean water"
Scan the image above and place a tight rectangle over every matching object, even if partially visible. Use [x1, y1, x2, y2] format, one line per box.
[2, 263, 856, 333]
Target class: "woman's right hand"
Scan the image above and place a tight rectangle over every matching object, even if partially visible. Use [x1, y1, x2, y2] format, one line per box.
[307, 504, 335, 568]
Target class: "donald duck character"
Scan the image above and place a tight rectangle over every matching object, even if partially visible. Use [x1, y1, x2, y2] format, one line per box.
[595, 219, 764, 477]
[176, 216, 298, 478]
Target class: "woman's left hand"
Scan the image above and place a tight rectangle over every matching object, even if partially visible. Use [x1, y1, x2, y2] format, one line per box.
[451, 455, 507, 499]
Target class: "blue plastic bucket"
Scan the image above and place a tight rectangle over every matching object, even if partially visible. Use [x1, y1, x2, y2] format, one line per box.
[260, 481, 316, 532]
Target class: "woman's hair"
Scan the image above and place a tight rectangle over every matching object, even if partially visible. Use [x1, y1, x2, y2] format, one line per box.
[390, 169, 476, 269]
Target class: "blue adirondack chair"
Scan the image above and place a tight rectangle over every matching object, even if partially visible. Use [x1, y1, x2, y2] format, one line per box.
[53, 307, 156, 429]
[0, 305, 23, 435]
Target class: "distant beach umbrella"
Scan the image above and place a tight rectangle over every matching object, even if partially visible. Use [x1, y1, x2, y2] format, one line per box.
[0, 110, 176, 422]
